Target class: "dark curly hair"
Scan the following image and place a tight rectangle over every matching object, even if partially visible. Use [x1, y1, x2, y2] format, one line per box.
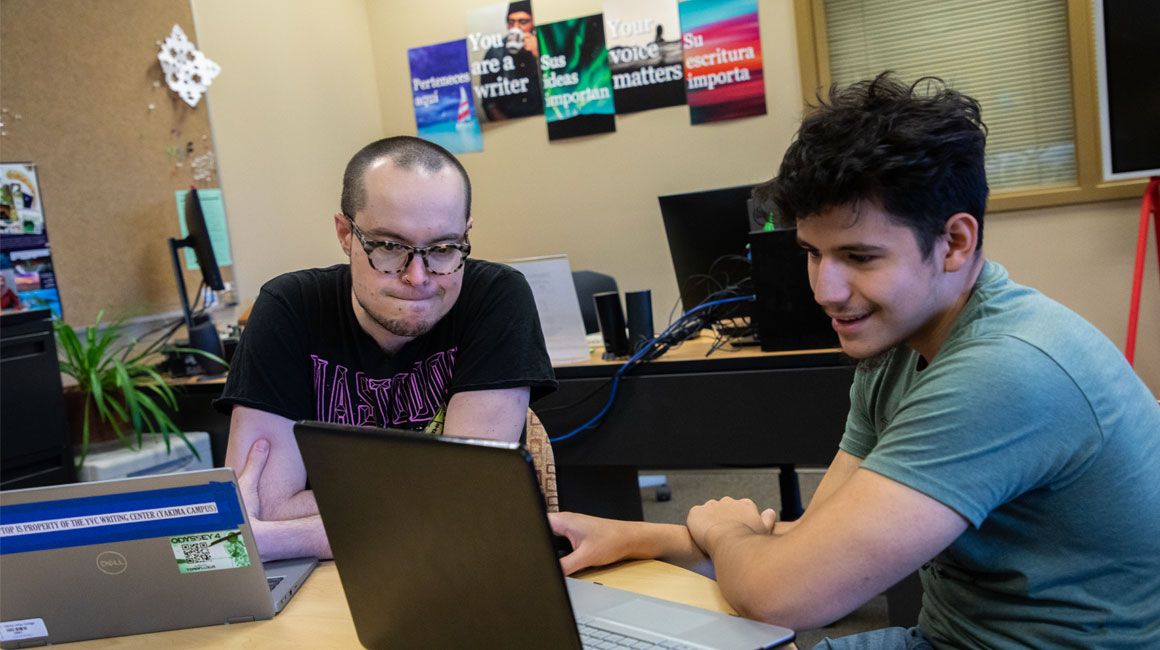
[341, 136, 471, 221]
[754, 72, 988, 258]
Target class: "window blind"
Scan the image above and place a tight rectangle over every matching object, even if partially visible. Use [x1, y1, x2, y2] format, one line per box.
[823, 0, 1076, 192]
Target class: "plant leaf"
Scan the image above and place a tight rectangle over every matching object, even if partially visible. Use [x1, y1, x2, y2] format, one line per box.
[114, 362, 143, 434]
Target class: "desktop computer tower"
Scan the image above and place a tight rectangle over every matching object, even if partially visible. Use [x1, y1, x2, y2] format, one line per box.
[748, 230, 839, 352]
[1, 309, 75, 488]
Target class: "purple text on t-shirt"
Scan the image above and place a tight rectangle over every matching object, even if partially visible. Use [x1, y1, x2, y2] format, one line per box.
[310, 348, 457, 427]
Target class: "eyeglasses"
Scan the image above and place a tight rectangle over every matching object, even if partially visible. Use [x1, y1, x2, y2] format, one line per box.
[345, 215, 470, 275]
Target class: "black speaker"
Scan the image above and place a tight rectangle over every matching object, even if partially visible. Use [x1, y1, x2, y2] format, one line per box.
[593, 291, 629, 358]
[187, 313, 228, 375]
[625, 290, 654, 353]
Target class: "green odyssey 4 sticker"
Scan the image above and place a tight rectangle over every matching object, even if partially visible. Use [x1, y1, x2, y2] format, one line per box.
[170, 529, 251, 573]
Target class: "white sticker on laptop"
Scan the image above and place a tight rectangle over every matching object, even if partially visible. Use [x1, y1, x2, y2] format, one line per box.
[170, 529, 251, 573]
[0, 618, 48, 642]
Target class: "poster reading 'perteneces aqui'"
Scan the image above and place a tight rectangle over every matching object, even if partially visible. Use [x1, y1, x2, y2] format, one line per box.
[407, 40, 483, 154]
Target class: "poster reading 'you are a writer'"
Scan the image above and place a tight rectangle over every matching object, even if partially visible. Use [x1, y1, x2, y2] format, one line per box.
[466, 1, 544, 123]
[538, 14, 616, 141]
[679, 0, 767, 125]
[407, 40, 483, 154]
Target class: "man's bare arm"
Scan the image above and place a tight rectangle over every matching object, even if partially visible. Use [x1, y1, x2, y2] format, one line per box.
[547, 450, 859, 572]
[225, 405, 331, 560]
[689, 468, 968, 630]
[773, 449, 865, 535]
[548, 512, 723, 577]
[443, 387, 530, 442]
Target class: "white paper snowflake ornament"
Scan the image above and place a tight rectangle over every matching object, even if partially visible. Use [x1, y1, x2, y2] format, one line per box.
[157, 25, 221, 107]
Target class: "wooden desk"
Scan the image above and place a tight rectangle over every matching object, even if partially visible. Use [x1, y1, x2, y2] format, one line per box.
[64, 560, 797, 649]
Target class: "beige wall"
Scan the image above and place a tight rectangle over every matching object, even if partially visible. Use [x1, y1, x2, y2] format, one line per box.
[191, 0, 1158, 395]
[190, 0, 383, 304]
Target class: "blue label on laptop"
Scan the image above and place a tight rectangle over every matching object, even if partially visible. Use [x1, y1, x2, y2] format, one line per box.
[0, 482, 245, 555]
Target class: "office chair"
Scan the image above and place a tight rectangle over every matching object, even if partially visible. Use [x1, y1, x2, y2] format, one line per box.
[525, 409, 558, 512]
[571, 270, 619, 334]
[570, 270, 671, 502]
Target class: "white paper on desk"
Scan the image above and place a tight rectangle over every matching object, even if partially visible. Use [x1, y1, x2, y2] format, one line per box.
[506, 255, 590, 364]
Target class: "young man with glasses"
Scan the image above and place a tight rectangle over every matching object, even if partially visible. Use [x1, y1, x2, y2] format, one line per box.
[218, 136, 556, 561]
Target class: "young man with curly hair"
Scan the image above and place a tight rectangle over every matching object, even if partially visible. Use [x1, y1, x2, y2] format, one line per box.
[550, 74, 1160, 649]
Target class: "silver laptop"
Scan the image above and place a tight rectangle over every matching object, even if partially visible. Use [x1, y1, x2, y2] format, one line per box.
[0, 468, 316, 648]
[294, 421, 794, 649]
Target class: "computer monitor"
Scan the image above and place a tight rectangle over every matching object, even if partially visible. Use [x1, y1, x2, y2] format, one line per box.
[168, 187, 226, 375]
[658, 184, 756, 314]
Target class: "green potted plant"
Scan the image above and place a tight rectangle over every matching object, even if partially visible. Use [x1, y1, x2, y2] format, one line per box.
[54, 311, 227, 468]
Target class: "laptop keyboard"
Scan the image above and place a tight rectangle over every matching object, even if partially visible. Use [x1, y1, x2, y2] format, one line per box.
[577, 617, 700, 650]
[266, 576, 283, 591]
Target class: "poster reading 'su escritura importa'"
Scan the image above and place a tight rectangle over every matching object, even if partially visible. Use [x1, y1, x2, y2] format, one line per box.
[679, 0, 767, 125]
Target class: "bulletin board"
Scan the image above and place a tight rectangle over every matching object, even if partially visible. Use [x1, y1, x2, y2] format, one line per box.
[0, 0, 233, 325]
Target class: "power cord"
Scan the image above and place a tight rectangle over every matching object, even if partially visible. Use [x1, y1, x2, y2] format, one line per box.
[549, 293, 756, 443]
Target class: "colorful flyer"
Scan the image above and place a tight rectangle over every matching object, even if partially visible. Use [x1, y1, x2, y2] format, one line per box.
[679, 0, 767, 125]
[407, 39, 483, 154]
[0, 163, 62, 318]
[538, 14, 616, 141]
[465, 1, 544, 122]
[603, 0, 686, 114]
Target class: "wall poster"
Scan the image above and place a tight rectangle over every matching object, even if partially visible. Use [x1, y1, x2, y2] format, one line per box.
[466, 1, 544, 123]
[679, 0, 767, 125]
[538, 14, 616, 141]
[408, 39, 483, 154]
[603, 0, 686, 114]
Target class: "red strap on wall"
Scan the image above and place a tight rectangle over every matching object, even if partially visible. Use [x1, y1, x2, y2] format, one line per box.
[1125, 177, 1160, 366]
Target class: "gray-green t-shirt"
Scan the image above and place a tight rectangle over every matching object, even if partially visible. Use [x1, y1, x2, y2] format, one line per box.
[841, 261, 1160, 649]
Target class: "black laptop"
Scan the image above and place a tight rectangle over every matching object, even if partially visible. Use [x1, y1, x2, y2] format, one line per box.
[294, 421, 794, 649]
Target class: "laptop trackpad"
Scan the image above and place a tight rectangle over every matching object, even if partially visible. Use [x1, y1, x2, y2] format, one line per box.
[596, 599, 716, 634]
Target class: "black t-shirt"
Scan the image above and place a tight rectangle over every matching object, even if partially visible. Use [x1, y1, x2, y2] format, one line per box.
[215, 259, 557, 431]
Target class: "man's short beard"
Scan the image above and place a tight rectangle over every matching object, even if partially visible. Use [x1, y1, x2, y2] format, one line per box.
[842, 345, 899, 371]
[355, 291, 437, 338]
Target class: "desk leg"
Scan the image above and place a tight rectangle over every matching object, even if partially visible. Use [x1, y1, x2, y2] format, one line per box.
[778, 464, 804, 521]
[557, 466, 644, 521]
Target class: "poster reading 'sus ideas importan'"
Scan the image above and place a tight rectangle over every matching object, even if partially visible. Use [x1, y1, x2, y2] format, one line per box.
[538, 14, 616, 141]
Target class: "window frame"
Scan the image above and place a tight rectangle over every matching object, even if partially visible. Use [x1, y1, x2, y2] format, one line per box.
[791, 0, 1147, 213]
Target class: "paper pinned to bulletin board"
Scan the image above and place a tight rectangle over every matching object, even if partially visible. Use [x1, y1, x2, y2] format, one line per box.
[174, 189, 231, 270]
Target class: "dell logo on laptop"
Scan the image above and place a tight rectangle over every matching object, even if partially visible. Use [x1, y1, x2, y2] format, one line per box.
[96, 551, 127, 575]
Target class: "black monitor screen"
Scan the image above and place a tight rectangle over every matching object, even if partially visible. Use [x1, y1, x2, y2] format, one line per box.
[658, 184, 755, 314]
[1099, 0, 1160, 178]
[184, 188, 224, 291]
